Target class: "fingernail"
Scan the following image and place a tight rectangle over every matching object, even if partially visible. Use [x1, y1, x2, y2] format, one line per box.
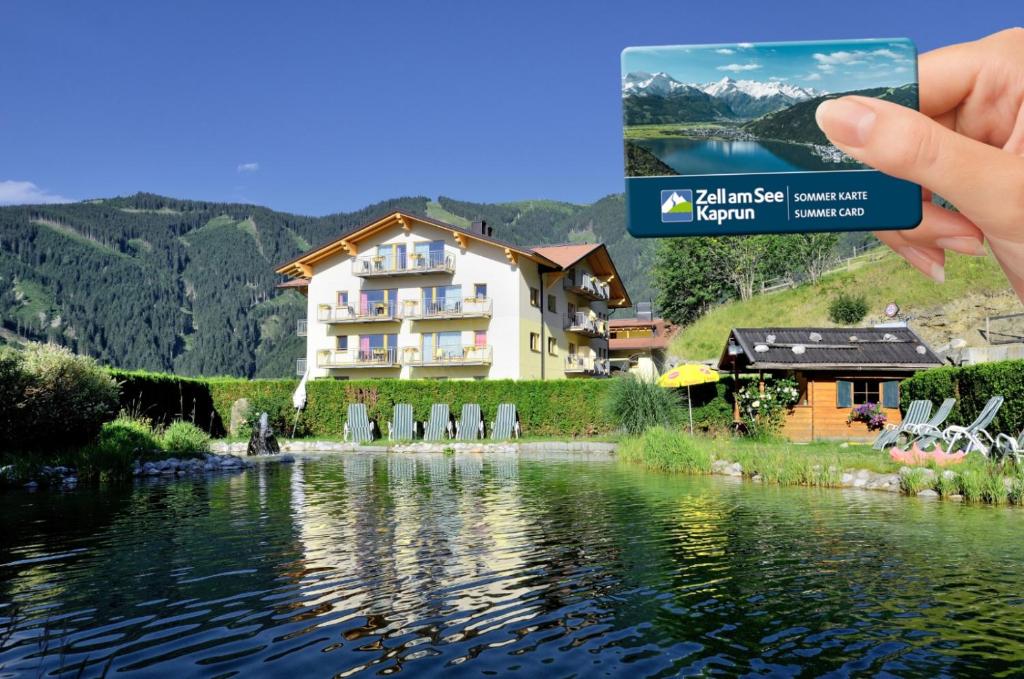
[899, 245, 945, 283]
[815, 98, 877, 146]
[935, 237, 987, 256]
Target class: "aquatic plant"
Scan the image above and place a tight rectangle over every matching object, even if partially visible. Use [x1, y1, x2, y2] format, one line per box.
[935, 471, 960, 498]
[617, 427, 712, 474]
[604, 375, 682, 436]
[162, 421, 211, 456]
[899, 467, 933, 495]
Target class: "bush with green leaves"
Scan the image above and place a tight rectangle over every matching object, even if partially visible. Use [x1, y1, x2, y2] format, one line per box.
[0, 343, 120, 451]
[162, 421, 211, 455]
[603, 375, 682, 436]
[244, 391, 310, 439]
[827, 291, 870, 325]
[902, 360, 1024, 437]
[78, 416, 161, 481]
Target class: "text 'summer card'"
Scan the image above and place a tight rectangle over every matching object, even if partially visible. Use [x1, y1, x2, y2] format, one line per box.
[622, 38, 921, 237]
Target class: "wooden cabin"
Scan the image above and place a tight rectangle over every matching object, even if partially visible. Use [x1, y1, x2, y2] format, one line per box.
[717, 327, 943, 442]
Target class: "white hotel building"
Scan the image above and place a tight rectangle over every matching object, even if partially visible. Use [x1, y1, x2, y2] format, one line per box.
[276, 211, 631, 380]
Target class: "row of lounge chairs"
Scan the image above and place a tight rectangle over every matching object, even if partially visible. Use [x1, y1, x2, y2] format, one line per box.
[873, 396, 1017, 457]
[342, 403, 521, 443]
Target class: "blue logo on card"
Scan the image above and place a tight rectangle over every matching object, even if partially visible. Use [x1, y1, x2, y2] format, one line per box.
[660, 189, 693, 223]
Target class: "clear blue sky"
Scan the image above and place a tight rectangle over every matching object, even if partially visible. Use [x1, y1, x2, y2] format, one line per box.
[0, 0, 1014, 215]
[623, 39, 916, 94]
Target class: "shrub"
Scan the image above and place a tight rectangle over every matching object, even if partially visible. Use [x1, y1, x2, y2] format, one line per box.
[244, 391, 309, 439]
[162, 421, 211, 455]
[902, 360, 1024, 437]
[79, 416, 161, 481]
[617, 427, 712, 473]
[828, 291, 869, 325]
[2, 343, 120, 451]
[109, 369, 221, 434]
[604, 375, 682, 436]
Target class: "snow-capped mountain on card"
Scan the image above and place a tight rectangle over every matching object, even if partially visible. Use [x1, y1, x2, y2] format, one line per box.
[622, 72, 827, 122]
[698, 77, 825, 118]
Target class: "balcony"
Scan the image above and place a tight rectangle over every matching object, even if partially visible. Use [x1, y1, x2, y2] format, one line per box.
[353, 250, 455, 278]
[564, 355, 610, 376]
[564, 311, 606, 338]
[295, 358, 307, 376]
[317, 347, 400, 369]
[318, 302, 399, 324]
[405, 345, 493, 367]
[403, 297, 493, 320]
[297, 319, 308, 337]
[563, 271, 610, 301]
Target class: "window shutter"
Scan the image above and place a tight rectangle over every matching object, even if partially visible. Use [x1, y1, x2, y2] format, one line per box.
[882, 380, 899, 408]
[837, 380, 853, 408]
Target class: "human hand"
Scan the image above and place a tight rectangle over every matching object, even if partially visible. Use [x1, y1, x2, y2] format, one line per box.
[814, 28, 1024, 301]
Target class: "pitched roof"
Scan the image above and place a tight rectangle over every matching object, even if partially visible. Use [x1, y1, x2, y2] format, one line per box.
[609, 317, 674, 351]
[276, 211, 632, 307]
[718, 326, 944, 373]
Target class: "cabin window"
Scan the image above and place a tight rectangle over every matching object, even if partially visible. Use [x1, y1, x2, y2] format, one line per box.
[529, 332, 540, 352]
[851, 380, 879, 405]
[530, 287, 540, 307]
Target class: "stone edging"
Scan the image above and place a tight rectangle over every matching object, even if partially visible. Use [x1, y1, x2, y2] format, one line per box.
[210, 440, 618, 455]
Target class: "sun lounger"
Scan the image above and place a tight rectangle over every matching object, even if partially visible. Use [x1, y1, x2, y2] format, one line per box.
[873, 399, 931, 450]
[455, 403, 484, 440]
[915, 396, 1003, 454]
[490, 403, 521, 440]
[343, 403, 375, 443]
[905, 398, 956, 438]
[996, 429, 1024, 462]
[387, 403, 416, 441]
[423, 403, 453, 441]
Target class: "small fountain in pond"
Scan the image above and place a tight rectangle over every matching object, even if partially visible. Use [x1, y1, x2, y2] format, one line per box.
[247, 412, 281, 456]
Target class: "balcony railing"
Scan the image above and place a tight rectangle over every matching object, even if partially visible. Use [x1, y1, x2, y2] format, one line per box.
[317, 347, 399, 368]
[295, 358, 307, 376]
[403, 297, 493, 320]
[353, 250, 455, 277]
[564, 355, 610, 376]
[405, 344, 493, 367]
[564, 311, 606, 338]
[563, 271, 610, 301]
[297, 319, 308, 336]
[318, 302, 399, 323]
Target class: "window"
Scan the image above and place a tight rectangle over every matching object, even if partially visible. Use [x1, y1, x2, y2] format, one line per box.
[547, 294, 557, 313]
[336, 335, 348, 351]
[413, 240, 445, 268]
[547, 337, 557, 355]
[852, 380, 879, 405]
[474, 330, 487, 347]
[568, 342, 576, 356]
[530, 287, 540, 307]
[337, 291, 349, 307]
[568, 302, 576, 317]
[474, 283, 487, 299]
[529, 332, 540, 352]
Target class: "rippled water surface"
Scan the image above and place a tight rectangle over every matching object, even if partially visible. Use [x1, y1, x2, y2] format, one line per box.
[4, 453, 1024, 677]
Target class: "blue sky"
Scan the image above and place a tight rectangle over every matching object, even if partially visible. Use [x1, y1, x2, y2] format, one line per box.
[623, 39, 916, 93]
[0, 0, 1013, 215]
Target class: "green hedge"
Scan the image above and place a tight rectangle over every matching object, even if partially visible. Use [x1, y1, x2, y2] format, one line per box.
[901, 360, 1024, 435]
[109, 369, 224, 434]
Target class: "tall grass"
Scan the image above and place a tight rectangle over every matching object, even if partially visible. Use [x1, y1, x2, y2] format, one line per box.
[604, 375, 682, 436]
[617, 427, 712, 473]
[900, 468, 933, 495]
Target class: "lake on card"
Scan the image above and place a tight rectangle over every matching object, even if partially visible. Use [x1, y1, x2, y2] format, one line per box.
[3, 453, 1024, 677]
[636, 137, 860, 175]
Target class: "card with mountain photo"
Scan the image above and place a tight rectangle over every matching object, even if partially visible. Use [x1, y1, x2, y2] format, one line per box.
[622, 39, 922, 237]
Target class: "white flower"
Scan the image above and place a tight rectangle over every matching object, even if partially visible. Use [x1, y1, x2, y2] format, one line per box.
[752, 400, 761, 408]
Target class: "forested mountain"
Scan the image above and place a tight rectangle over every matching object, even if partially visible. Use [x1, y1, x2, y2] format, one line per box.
[0, 192, 654, 377]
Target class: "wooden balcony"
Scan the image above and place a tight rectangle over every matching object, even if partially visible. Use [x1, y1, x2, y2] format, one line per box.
[564, 355, 610, 376]
[353, 251, 455, 278]
[317, 347, 400, 369]
[404, 345, 493, 367]
[564, 311, 606, 338]
[317, 303, 399, 324]
[402, 297, 493, 320]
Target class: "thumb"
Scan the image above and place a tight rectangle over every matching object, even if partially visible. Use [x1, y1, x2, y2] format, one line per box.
[815, 95, 1024, 237]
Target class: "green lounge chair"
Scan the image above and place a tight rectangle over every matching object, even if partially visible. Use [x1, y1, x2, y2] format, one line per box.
[915, 396, 1003, 454]
[387, 403, 416, 441]
[343, 403, 375, 443]
[455, 403, 483, 440]
[423, 404, 453, 441]
[490, 403, 521, 440]
[873, 399, 931, 450]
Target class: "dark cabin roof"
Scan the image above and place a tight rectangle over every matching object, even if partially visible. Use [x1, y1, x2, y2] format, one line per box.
[718, 326, 944, 373]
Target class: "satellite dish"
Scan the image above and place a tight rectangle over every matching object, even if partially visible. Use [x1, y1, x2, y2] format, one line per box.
[885, 302, 900, 318]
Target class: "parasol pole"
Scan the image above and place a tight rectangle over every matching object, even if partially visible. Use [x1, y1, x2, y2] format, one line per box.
[687, 385, 694, 435]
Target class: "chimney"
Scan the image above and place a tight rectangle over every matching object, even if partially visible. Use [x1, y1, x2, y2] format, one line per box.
[471, 220, 493, 237]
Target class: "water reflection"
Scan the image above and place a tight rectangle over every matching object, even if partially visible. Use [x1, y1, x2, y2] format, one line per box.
[636, 136, 865, 175]
[2, 454, 1024, 676]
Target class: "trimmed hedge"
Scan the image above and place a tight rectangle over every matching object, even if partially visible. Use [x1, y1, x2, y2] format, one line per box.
[901, 360, 1024, 436]
[105, 371, 740, 439]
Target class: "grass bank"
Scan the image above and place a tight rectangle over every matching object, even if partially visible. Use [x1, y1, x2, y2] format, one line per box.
[618, 427, 1024, 505]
